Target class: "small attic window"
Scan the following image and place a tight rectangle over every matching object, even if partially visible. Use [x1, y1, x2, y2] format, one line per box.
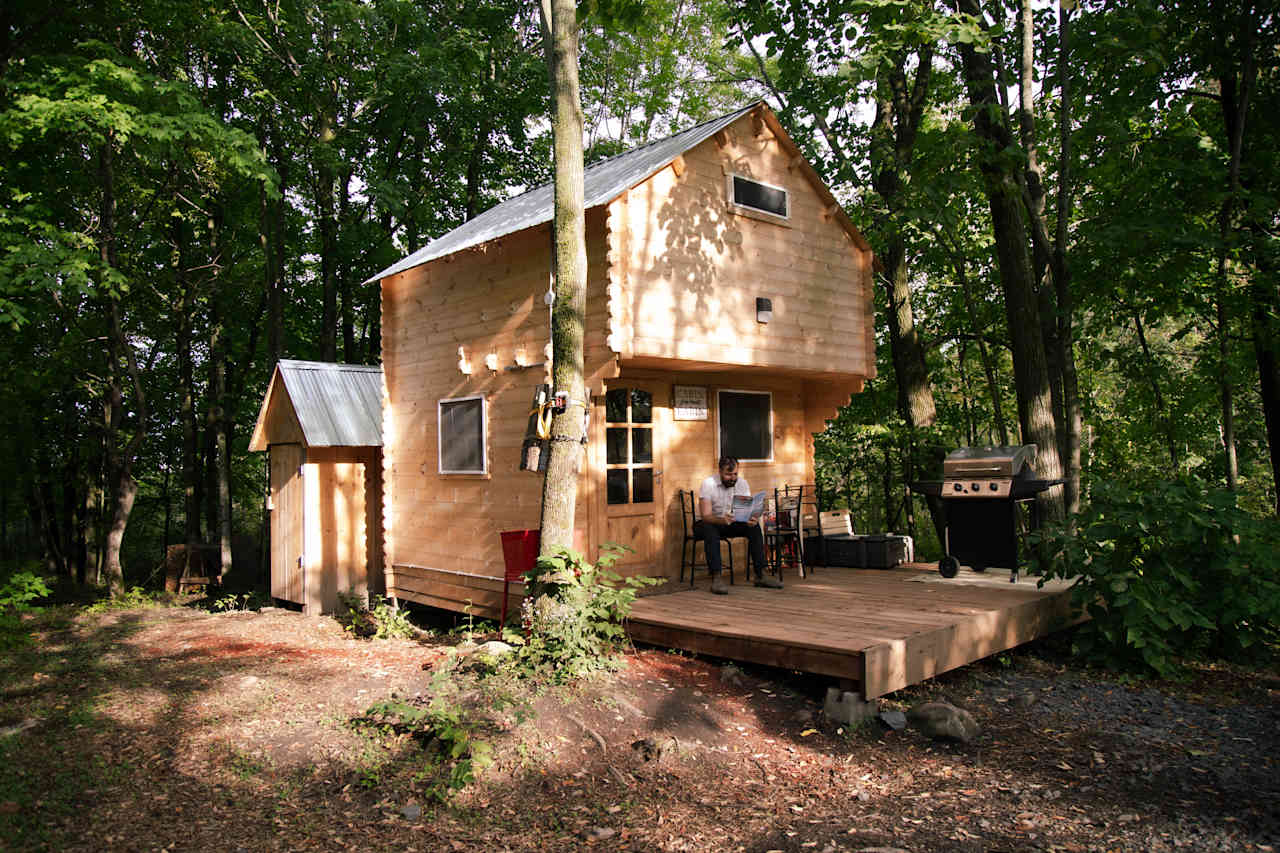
[729, 174, 789, 220]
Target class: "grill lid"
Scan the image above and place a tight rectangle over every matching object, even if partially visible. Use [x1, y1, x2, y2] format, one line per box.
[942, 445, 1038, 480]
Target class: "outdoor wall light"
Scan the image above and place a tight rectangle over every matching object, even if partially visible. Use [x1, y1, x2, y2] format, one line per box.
[756, 297, 772, 324]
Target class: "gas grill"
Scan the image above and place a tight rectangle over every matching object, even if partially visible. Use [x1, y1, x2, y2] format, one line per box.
[913, 445, 1062, 581]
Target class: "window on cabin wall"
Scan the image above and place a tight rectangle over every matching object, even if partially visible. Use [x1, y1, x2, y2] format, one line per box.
[718, 390, 772, 463]
[438, 395, 486, 474]
[729, 174, 789, 219]
[605, 388, 654, 505]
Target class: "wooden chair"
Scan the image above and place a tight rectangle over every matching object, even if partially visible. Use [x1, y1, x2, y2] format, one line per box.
[798, 484, 820, 575]
[765, 484, 805, 579]
[678, 489, 735, 587]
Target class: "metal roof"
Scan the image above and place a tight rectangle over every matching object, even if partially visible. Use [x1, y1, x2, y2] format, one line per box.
[365, 102, 762, 284]
[274, 360, 383, 448]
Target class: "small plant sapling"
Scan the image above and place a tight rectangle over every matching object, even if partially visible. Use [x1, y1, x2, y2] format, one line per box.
[518, 543, 661, 681]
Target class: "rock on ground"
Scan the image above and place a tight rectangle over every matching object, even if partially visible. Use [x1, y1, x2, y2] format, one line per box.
[906, 701, 980, 743]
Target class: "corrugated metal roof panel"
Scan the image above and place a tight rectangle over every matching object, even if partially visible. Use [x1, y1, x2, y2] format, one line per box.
[277, 360, 383, 448]
[365, 102, 762, 284]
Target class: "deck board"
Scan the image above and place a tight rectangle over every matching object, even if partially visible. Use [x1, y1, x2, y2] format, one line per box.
[626, 563, 1079, 697]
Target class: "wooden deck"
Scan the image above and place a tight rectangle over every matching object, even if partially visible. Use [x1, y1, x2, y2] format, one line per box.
[626, 564, 1080, 698]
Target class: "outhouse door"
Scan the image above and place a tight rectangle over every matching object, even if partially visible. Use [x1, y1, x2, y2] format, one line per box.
[602, 382, 666, 575]
[269, 443, 305, 603]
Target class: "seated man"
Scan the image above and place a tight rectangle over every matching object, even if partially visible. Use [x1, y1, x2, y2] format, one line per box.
[697, 456, 783, 595]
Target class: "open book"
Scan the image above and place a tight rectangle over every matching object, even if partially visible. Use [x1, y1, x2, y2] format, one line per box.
[732, 491, 767, 523]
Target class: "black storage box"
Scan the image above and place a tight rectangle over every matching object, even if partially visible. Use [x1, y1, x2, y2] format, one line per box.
[804, 534, 866, 568]
[803, 535, 825, 566]
[863, 534, 910, 569]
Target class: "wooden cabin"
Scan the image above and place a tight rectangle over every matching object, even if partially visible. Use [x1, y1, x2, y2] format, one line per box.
[249, 360, 385, 614]
[368, 101, 875, 618]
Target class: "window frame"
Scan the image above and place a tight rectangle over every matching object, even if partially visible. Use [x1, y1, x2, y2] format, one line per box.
[726, 172, 791, 224]
[716, 388, 774, 464]
[437, 394, 488, 475]
[604, 387, 656, 506]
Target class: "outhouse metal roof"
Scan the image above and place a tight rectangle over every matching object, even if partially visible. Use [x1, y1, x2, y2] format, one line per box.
[251, 360, 383, 450]
[365, 102, 762, 284]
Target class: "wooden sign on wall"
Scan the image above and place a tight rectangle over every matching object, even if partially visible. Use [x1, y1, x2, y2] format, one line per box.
[673, 385, 708, 421]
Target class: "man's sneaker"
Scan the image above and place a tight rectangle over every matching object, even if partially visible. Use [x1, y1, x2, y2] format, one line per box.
[754, 574, 784, 589]
[710, 575, 729, 595]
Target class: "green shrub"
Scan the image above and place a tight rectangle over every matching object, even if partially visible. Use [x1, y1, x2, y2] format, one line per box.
[518, 544, 661, 681]
[0, 568, 52, 650]
[336, 591, 416, 640]
[1032, 477, 1280, 676]
[208, 591, 270, 612]
[358, 696, 494, 801]
[83, 586, 164, 613]
[0, 569, 51, 610]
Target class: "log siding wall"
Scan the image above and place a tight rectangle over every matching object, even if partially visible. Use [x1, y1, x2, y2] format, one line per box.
[607, 121, 874, 378]
[381, 211, 613, 617]
[379, 109, 874, 616]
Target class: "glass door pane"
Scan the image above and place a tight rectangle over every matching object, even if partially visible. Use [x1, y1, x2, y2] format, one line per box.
[604, 388, 656, 505]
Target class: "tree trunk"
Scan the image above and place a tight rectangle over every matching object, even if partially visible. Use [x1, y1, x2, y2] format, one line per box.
[1133, 312, 1179, 469]
[881, 241, 937, 430]
[1055, 2, 1082, 516]
[86, 460, 104, 585]
[1216, 12, 1280, 514]
[466, 108, 493, 222]
[957, 340, 977, 447]
[1017, 0, 1068, 483]
[270, 141, 290, 363]
[317, 109, 338, 362]
[1250, 254, 1280, 515]
[61, 406, 80, 580]
[161, 461, 171, 567]
[202, 420, 217, 540]
[262, 182, 283, 366]
[103, 456, 137, 594]
[175, 217, 202, 574]
[98, 137, 147, 595]
[209, 207, 232, 579]
[0, 474, 7, 561]
[952, 252, 1010, 446]
[952, 0, 1063, 521]
[102, 295, 144, 594]
[868, 48, 945, 542]
[870, 52, 936, 433]
[340, 167, 355, 362]
[537, 0, 588, 555]
[34, 453, 66, 576]
[1215, 31, 1255, 494]
[1218, 291, 1239, 491]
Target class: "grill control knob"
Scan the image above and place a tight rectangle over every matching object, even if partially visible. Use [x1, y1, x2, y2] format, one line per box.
[971, 482, 980, 492]
[989, 482, 998, 491]
[953, 483, 963, 492]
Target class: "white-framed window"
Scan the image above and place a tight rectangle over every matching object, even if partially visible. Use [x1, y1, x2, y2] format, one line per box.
[717, 389, 773, 463]
[438, 394, 487, 474]
[727, 173, 790, 220]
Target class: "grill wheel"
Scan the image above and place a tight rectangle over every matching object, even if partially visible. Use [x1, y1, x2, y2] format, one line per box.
[939, 555, 960, 578]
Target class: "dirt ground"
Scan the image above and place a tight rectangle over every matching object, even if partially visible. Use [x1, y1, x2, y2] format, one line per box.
[1, 601, 1277, 852]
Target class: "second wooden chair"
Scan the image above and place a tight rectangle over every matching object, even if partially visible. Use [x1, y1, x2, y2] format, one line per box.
[678, 489, 735, 587]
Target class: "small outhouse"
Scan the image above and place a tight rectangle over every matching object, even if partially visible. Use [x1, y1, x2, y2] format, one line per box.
[249, 360, 385, 614]
[369, 100, 876, 618]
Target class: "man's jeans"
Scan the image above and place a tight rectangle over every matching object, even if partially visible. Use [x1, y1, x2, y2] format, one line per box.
[694, 520, 767, 578]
